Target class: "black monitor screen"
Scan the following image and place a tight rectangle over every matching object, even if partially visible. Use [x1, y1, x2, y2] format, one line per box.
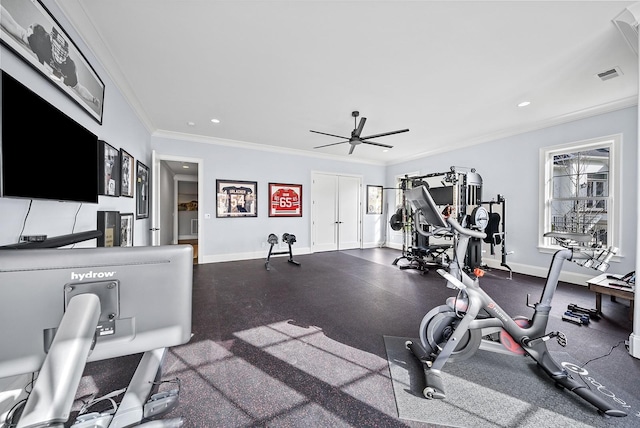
[1, 71, 99, 203]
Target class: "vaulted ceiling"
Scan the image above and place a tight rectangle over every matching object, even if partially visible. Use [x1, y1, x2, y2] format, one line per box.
[57, 1, 638, 164]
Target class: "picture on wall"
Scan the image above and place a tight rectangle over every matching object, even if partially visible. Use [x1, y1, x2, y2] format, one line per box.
[97, 210, 120, 247]
[120, 212, 134, 247]
[0, 0, 105, 123]
[216, 179, 257, 218]
[99, 140, 120, 197]
[120, 149, 134, 198]
[268, 183, 302, 217]
[136, 161, 149, 219]
[366, 185, 383, 214]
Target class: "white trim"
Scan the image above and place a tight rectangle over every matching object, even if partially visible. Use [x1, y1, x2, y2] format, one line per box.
[538, 134, 621, 253]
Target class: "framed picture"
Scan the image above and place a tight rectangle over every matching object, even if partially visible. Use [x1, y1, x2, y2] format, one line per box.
[0, 0, 105, 123]
[216, 179, 257, 218]
[136, 161, 150, 219]
[366, 185, 383, 214]
[268, 183, 302, 217]
[120, 212, 134, 247]
[120, 149, 134, 198]
[97, 211, 120, 247]
[99, 140, 120, 197]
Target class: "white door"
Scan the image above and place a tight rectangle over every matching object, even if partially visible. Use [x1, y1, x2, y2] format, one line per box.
[311, 173, 362, 252]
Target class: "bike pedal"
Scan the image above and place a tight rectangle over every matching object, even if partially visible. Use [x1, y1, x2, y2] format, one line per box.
[556, 332, 567, 347]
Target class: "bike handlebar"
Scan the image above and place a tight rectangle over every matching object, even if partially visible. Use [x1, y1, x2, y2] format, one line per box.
[446, 217, 487, 240]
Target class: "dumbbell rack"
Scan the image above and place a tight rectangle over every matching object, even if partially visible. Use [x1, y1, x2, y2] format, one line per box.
[265, 233, 300, 270]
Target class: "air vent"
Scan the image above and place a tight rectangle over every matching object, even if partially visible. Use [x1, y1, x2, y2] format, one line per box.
[596, 67, 623, 81]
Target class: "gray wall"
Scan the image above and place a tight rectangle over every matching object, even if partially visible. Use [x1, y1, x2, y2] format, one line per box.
[151, 134, 386, 261]
[0, 0, 636, 285]
[386, 106, 638, 282]
[0, 0, 151, 248]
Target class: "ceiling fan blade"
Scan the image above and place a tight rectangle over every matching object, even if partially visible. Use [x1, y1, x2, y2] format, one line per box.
[361, 128, 409, 140]
[310, 130, 350, 139]
[348, 144, 356, 155]
[313, 140, 350, 149]
[353, 117, 367, 138]
[361, 140, 393, 149]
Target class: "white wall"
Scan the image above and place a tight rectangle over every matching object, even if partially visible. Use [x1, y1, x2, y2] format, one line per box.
[387, 106, 638, 284]
[0, 1, 151, 248]
[151, 134, 387, 262]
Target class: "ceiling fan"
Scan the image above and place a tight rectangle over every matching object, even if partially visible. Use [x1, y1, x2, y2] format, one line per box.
[311, 111, 409, 155]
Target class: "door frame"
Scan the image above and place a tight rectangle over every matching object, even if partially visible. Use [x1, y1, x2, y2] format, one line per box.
[151, 151, 203, 262]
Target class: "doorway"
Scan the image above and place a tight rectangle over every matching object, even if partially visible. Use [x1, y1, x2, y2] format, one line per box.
[151, 151, 203, 264]
[311, 172, 362, 252]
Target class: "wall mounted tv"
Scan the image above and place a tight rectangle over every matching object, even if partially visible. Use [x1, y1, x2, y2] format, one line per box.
[1, 70, 99, 203]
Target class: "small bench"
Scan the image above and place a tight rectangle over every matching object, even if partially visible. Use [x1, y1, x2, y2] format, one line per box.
[586, 273, 634, 321]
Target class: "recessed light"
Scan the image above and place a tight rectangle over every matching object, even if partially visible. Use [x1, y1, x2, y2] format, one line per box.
[517, 101, 531, 107]
[382, 149, 389, 152]
[187, 121, 195, 126]
[182, 165, 190, 169]
[211, 118, 220, 124]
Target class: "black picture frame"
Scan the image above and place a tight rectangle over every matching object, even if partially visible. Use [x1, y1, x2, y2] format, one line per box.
[99, 140, 120, 197]
[136, 161, 150, 219]
[366, 185, 383, 214]
[97, 210, 120, 247]
[120, 149, 134, 198]
[216, 179, 257, 218]
[0, 0, 105, 123]
[120, 212, 134, 247]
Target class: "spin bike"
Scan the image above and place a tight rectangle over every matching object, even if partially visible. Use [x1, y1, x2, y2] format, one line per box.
[404, 185, 626, 417]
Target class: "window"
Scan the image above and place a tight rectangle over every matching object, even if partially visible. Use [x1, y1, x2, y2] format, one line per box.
[539, 135, 620, 250]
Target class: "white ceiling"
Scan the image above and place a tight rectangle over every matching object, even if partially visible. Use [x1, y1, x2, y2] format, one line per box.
[56, 0, 639, 165]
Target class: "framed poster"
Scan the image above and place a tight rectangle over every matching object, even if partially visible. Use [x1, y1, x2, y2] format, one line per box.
[97, 211, 120, 247]
[136, 161, 149, 219]
[216, 179, 257, 218]
[269, 183, 302, 217]
[120, 149, 134, 198]
[120, 212, 134, 247]
[99, 140, 120, 197]
[366, 185, 383, 214]
[0, 0, 105, 123]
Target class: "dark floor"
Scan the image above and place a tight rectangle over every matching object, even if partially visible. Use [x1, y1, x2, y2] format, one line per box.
[73, 248, 639, 427]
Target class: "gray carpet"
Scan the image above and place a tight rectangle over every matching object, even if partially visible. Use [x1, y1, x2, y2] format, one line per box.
[384, 336, 640, 428]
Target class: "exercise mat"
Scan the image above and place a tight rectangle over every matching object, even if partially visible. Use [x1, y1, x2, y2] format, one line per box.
[384, 336, 640, 428]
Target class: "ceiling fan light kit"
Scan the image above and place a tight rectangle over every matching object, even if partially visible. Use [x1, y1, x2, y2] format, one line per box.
[311, 111, 409, 155]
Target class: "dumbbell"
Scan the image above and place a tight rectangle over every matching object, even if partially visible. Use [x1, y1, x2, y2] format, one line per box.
[282, 233, 296, 245]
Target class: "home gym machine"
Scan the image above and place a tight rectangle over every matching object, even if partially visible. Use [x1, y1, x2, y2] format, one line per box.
[403, 185, 625, 417]
[265, 233, 300, 270]
[481, 194, 513, 279]
[392, 166, 486, 273]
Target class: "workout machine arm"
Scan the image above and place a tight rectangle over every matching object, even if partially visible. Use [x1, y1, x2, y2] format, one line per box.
[446, 217, 486, 240]
[17, 294, 101, 428]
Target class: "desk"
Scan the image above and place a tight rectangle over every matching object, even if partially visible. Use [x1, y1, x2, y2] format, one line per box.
[586, 273, 634, 321]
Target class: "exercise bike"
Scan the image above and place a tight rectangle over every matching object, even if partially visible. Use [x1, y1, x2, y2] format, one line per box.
[403, 185, 626, 418]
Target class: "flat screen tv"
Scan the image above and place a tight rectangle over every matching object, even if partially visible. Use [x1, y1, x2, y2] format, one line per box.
[1, 70, 99, 203]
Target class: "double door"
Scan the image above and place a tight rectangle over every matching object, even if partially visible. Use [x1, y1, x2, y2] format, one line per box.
[311, 173, 362, 252]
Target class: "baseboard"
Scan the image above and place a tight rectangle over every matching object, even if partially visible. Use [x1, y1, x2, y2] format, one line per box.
[201, 247, 311, 264]
[483, 258, 592, 286]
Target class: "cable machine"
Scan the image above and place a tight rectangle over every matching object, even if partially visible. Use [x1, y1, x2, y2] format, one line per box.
[391, 166, 511, 276]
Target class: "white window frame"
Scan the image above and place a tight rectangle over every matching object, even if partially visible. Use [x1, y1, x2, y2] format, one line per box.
[538, 134, 621, 253]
